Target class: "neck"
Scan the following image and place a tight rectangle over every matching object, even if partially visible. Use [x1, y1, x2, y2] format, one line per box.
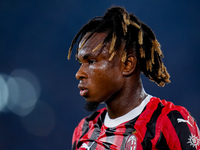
[105, 78, 147, 119]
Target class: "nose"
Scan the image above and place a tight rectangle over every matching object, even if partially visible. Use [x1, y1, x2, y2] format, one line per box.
[75, 65, 87, 80]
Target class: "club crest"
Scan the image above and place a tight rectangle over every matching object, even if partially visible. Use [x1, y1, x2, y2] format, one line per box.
[125, 134, 137, 150]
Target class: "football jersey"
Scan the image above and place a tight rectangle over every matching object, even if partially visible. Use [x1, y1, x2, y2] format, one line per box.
[72, 96, 200, 150]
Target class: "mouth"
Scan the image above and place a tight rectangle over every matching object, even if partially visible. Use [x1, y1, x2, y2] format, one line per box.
[78, 84, 89, 97]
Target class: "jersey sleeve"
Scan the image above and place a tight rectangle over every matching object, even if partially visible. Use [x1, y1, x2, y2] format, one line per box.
[160, 106, 200, 150]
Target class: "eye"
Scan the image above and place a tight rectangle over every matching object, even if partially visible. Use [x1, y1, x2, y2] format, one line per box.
[88, 59, 96, 64]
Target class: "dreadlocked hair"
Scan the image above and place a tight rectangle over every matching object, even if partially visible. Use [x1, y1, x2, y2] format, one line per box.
[68, 6, 171, 87]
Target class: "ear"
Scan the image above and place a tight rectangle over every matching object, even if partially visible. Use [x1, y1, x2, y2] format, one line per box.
[122, 55, 137, 76]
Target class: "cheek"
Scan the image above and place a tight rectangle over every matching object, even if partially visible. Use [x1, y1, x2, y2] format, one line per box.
[89, 63, 123, 89]
[89, 62, 115, 80]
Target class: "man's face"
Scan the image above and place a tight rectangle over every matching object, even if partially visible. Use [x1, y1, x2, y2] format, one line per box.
[76, 32, 125, 108]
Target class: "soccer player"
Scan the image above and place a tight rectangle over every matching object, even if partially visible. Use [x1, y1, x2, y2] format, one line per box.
[68, 6, 200, 150]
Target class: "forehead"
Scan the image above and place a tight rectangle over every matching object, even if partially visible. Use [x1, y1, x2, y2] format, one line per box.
[77, 32, 109, 58]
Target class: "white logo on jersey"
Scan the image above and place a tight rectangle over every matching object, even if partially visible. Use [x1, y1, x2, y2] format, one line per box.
[81, 143, 89, 149]
[187, 133, 200, 149]
[81, 142, 95, 150]
[177, 116, 193, 127]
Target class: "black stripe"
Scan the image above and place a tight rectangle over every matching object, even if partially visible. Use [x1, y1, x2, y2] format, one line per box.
[156, 131, 170, 150]
[167, 110, 196, 150]
[141, 102, 164, 150]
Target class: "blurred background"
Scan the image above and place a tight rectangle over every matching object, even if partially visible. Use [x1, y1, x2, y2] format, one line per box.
[0, 0, 200, 149]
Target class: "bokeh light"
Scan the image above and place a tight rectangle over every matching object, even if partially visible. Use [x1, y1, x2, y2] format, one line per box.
[0, 69, 41, 116]
[21, 101, 56, 136]
[7, 76, 38, 116]
[0, 74, 9, 111]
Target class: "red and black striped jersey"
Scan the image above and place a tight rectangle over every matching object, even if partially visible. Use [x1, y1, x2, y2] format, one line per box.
[72, 96, 200, 150]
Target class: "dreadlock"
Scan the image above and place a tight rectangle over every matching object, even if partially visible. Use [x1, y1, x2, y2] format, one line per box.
[68, 6, 171, 87]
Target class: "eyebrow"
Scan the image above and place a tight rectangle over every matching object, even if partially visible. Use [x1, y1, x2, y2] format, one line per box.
[83, 53, 95, 60]
[77, 53, 95, 62]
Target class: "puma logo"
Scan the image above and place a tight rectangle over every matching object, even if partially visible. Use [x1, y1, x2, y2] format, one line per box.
[81, 142, 95, 150]
[177, 116, 193, 127]
[81, 143, 90, 149]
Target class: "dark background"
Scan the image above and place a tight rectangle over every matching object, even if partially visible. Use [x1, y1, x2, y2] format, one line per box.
[0, 0, 200, 149]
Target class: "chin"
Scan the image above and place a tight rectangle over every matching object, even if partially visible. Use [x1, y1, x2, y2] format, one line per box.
[84, 101, 100, 112]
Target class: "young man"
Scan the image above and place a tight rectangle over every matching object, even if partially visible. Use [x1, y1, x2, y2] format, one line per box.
[68, 6, 200, 150]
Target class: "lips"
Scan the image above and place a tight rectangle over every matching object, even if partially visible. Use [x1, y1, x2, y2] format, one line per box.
[78, 84, 89, 97]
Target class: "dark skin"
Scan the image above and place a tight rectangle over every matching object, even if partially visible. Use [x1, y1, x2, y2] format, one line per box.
[76, 32, 147, 119]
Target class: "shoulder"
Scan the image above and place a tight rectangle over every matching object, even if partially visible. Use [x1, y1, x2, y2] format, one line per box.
[148, 97, 190, 118]
[146, 97, 198, 134]
[147, 97, 200, 149]
[137, 96, 192, 132]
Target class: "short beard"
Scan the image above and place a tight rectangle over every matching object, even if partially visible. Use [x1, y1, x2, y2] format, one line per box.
[84, 101, 99, 112]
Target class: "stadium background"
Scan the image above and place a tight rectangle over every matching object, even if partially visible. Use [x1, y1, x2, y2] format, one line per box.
[0, 0, 200, 149]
